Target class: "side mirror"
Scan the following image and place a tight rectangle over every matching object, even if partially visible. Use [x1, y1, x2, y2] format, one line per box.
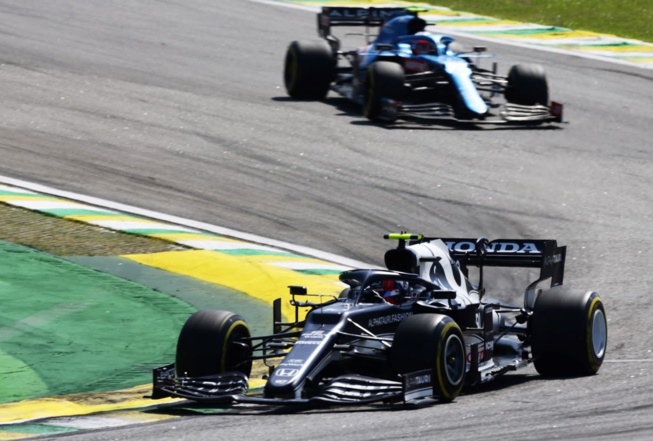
[288, 285, 307, 295]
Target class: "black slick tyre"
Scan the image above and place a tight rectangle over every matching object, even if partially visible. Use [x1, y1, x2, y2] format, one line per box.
[504, 63, 549, 105]
[284, 40, 335, 100]
[175, 310, 252, 378]
[530, 287, 607, 377]
[391, 314, 466, 402]
[364, 61, 405, 123]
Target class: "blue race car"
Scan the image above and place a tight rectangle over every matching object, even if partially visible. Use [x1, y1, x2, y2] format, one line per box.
[284, 7, 563, 125]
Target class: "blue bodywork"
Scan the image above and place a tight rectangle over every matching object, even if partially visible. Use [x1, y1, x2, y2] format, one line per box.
[286, 6, 560, 125]
[357, 14, 488, 116]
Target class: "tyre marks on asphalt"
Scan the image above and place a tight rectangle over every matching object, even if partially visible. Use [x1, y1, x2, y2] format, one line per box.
[0, 304, 88, 342]
[276, 0, 653, 68]
[0, 242, 200, 438]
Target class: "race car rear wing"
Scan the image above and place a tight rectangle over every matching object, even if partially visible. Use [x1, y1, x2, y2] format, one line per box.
[317, 6, 412, 39]
[384, 234, 566, 288]
[440, 237, 566, 287]
[442, 237, 563, 265]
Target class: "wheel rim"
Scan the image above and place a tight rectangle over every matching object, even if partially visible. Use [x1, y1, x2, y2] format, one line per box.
[591, 308, 607, 359]
[444, 334, 465, 386]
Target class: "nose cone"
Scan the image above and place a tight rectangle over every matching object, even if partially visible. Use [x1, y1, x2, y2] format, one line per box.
[444, 57, 488, 115]
[264, 330, 335, 399]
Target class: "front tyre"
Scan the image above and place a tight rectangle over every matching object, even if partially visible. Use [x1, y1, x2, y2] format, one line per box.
[504, 63, 549, 106]
[392, 314, 466, 402]
[175, 310, 252, 378]
[364, 61, 405, 123]
[284, 40, 335, 100]
[530, 287, 607, 377]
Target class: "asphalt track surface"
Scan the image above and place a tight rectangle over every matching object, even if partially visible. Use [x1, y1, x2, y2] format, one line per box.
[0, 0, 652, 440]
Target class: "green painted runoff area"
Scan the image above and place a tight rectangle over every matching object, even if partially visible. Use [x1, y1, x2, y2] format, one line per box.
[66, 255, 274, 332]
[0, 241, 197, 404]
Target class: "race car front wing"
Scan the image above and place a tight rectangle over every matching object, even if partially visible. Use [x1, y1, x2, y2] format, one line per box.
[150, 364, 437, 406]
[392, 99, 563, 124]
[150, 364, 248, 402]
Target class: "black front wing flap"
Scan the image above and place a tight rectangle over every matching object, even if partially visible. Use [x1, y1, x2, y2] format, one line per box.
[150, 364, 248, 403]
[150, 364, 436, 406]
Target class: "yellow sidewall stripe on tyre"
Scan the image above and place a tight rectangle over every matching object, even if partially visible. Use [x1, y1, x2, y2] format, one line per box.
[221, 320, 248, 372]
[435, 321, 458, 401]
[586, 294, 604, 371]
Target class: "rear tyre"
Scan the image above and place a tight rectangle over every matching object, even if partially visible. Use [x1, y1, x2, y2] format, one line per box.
[504, 63, 549, 105]
[364, 61, 405, 123]
[175, 310, 252, 378]
[530, 287, 607, 377]
[284, 40, 335, 100]
[392, 314, 466, 401]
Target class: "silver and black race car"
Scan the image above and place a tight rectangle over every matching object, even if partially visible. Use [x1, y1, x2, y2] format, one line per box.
[150, 234, 607, 406]
[283, 6, 564, 125]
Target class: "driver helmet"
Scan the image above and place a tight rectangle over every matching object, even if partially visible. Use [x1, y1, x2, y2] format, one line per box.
[412, 38, 436, 55]
[382, 280, 407, 304]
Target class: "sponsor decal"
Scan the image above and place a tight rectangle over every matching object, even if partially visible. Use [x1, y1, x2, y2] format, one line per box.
[467, 341, 494, 364]
[295, 340, 321, 345]
[544, 253, 562, 265]
[466, 341, 494, 363]
[275, 368, 299, 377]
[404, 59, 429, 73]
[467, 347, 485, 364]
[445, 241, 543, 254]
[403, 369, 433, 402]
[279, 359, 304, 368]
[303, 330, 326, 340]
[406, 373, 431, 388]
[368, 312, 412, 328]
[328, 8, 402, 20]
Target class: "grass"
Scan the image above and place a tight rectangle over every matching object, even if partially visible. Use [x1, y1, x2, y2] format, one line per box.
[0, 203, 183, 256]
[413, 0, 653, 43]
